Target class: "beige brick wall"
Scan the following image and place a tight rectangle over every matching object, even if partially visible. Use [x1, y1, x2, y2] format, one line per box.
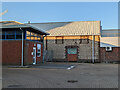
[44, 36, 99, 60]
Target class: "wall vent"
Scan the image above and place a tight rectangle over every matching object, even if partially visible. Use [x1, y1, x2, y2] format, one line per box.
[106, 47, 112, 51]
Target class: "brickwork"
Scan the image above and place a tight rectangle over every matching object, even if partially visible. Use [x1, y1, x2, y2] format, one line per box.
[2, 40, 43, 65]
[24, 41, 43, 65]
[100, 47, 120, 62]
[45, 35, 100, 62]
[2, 40, 22, 65]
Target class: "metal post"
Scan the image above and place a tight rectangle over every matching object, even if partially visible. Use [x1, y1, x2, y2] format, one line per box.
[92, 35, 95, 64]
[20, 28, 24, 66]
[42, 36, 44, 63]
[43, 35, 47, 63]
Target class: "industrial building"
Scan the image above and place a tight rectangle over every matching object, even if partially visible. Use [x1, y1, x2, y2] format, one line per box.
[1, 21, 49, 65]
[28, 21, 101, 63]
[100, 29, 120, 63]
[2, 21, 119, 65]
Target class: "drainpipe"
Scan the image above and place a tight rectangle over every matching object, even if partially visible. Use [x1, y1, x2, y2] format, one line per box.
[42, 35, 47, 63]
[92, 35, 95, 64]
[20, 28, 24, 66]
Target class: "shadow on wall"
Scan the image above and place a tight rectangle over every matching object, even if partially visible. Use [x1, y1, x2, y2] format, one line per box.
[100, 42, 118, 47]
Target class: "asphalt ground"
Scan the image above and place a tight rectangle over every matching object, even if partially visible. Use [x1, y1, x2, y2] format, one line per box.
[2, 62, 118, 88]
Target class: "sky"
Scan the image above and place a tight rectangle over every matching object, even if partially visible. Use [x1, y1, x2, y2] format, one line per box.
[2, 2, 118, 29]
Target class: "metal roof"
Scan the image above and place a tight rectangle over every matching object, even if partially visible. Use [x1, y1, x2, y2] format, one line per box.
[101, 29, 120, 37]
[28, 21, 101, 36]
[0, 21, 23, 25]
[100, 29, 120, 47]
[0, 21, 49, 35]
[27, 22, 70, 31]
[47, 21, 101, 36]
[100, 37, 120, 47]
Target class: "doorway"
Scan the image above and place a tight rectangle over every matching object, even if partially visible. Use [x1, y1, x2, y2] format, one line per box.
[66, 46, 78, 61]
[33, 47, 36, 64]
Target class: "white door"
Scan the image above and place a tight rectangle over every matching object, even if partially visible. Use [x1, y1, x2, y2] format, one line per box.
[33, 47, 36, 65]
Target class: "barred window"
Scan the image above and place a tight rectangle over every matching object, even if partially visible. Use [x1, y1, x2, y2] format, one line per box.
[55, 36, 64, 44]
[79, 39, 89, 44]
[82, 39, 89, 44]
[79, 39, 82, 44]
[56, 39, 63, 44]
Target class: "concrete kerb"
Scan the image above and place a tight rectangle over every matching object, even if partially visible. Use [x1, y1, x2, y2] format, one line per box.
[8, 66, 30, 68]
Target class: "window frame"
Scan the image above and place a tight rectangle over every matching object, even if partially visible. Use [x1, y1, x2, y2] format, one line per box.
[37, 44, 41, 57]
[55, 36, 64, 44]
[0, 30, 22, 40]
[26, 31, 43, 42]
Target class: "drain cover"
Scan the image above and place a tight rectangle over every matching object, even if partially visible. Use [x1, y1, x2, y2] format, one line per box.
[67, 80, 78, 83]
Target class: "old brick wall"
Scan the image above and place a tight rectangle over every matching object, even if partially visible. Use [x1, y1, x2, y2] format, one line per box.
[45, 35, 100, 62]
[2, 40, 22, 65]
[100, 47, 120, 62]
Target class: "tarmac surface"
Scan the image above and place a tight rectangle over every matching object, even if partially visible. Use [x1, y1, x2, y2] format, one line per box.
[2, 62, 118, 88]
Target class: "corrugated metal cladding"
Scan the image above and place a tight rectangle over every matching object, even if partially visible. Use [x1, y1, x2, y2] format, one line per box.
[100, 37, 120, 47]
[0, 21, 26, 28]
[101, 29, 120, 37]
[0, 21, 23, 26]
[47, 21, 101, 36]
[28, 22, 70, 31]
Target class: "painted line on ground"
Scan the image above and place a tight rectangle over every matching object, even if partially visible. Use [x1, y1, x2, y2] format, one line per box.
[67, 65, 75, 70]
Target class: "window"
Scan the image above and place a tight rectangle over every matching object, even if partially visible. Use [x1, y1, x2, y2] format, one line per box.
[0, 35, 2, 39]
[6, 35, 15, 39]
[80, 39, 89, 44]
[37, 44, 41, 57]
[16, 35, 22, 39]
[26, 31, 43, 42]
[31, 32, 35, 40]
[55, 37, 64, 44]
[79, 39, 82, 44]
[26, 31, 31, 40]
[56, 39, 63, 44]
[67, 48, 77, 54]
[26, 31, 30, 35]
[6, 31, 15, 39]
[0, 30, 22, 40]
[38, 37, 41, 40]
[37, 49, 41, 57]
[2, 35, 5, 39]
[16, 31, 22, 39]
[82, 39, 87, 44]
[40, 35, 43, 42]
[87, 39, 89, 44]
[34, 33, 38, 40]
